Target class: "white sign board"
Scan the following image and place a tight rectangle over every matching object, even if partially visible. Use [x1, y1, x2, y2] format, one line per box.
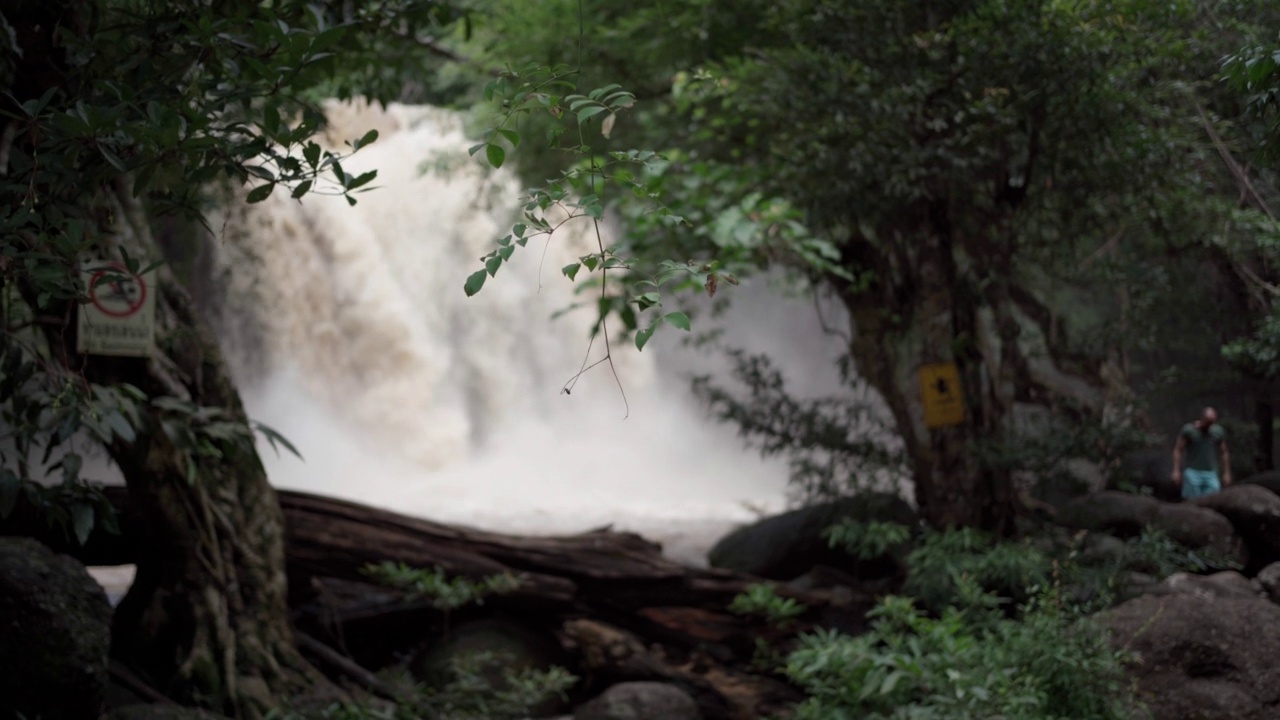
[77, 262, 156, 357]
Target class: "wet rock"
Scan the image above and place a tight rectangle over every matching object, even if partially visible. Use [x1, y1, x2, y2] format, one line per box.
[1256, 561, 1280, 603]
[0, 536, 112, 720]
[708, 494, 915, 580]
[574, 681, 702, 720]
[1190, 484, 1280, 573]
[1099, 593, 1280, 720]
[1058, 491, 1241, 562]
[1144, 571, 1260, 601]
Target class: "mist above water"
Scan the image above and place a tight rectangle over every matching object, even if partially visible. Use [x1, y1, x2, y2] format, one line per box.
[203, 102, 854, 563]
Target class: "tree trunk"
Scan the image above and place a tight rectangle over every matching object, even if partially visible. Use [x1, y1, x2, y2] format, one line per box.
[39, 188, 320, 717]
[836, 209, 1119, 533]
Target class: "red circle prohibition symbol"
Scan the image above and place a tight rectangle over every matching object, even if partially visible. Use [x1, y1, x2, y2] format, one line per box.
[88, 265, 147, 318]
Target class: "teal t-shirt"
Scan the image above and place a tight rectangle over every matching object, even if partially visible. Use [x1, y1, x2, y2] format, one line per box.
[1182, 423, 1225, 472]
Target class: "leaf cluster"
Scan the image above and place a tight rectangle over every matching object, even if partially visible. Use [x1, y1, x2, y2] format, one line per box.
[360, 561, 523, 612]
[783, 589, 1135, 720]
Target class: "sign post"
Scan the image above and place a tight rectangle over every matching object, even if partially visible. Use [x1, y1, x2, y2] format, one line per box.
[919, 362, 965, 428]
[77, 262, 156, 357]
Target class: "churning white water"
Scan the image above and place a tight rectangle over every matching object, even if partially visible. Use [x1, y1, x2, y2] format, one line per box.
[203, 102, 852, 564]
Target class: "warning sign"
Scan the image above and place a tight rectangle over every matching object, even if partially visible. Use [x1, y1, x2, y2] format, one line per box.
[77, 262, 155, 357]
[919, 363, 965, 428]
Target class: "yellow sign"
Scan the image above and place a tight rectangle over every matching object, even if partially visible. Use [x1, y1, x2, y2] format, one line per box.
[919, 363, 964, 428]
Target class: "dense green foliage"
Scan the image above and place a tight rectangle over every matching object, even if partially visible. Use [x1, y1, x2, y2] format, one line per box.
[783, 591, 1134, 720]
[462, 0, 1280, 529]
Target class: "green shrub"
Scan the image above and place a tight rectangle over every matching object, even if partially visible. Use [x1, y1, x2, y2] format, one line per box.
[824, 519, 912, 561]
[782, 589, 1135, 720]
[902, 528, 1050, 613]
[729, 582, 807, 626]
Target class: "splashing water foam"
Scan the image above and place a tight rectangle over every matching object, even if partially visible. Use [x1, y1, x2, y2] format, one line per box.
[201, 102, 851, 565]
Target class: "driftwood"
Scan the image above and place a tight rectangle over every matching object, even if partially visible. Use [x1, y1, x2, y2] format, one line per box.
[12, 486, 869, 720]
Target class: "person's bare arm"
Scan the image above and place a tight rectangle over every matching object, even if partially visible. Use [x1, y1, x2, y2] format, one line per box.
[1221, 440, 1232, 486]
[1171, 433, 1186, 487]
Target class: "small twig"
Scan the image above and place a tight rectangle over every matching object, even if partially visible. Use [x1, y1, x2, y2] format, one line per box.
[1194, 99, 1275, 221]
[1078, 228, 1125, 269]
[810, 283, 851, 345]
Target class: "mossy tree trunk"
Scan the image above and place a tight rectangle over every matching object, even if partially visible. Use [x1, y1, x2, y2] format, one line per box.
[835, 200, 1125, 533]
[22, 187, 321, 717]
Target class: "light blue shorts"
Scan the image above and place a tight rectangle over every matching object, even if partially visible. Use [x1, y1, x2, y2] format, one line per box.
[1182, 468, 1221, 499]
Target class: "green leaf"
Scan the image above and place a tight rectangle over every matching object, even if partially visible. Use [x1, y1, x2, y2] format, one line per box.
[101, 410, 135, 443]
[354, 129, 379, 150]
[635, 292, 660, 311]
[497, 128, 520, 147]
[485, 256, 503, 277]
[664, 311, 691, 331]
[562, 262, 581, 281]
[291, 180, 313, 199]
[577, 105, 608, 123]
[99, 145, 128, 172]
[70, 502, 94, 545]
[61, 453, 83, 484]
[464, 269, 487, 296]
[246, 183, 275, 203]
[635, 316, 666, 351]
[513, 223, 527, 238]
[347, 170, 377, 190]
[303, 142, 322, 168]
[254, 421, 302, 459]
[486, 143, 505, 169]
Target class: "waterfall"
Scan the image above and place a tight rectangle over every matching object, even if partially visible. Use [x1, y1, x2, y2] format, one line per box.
[202, 101, 850, 563]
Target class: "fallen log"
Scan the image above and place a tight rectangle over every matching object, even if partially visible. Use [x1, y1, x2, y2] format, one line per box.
[10, 485, 866, 720]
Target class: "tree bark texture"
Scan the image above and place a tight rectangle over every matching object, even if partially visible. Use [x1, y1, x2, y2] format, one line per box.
[836, 200, 1126, 533]
[14, 188, 320, 717]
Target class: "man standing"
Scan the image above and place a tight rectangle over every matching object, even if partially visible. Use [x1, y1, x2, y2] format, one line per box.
[1171, 407, 1232, 499]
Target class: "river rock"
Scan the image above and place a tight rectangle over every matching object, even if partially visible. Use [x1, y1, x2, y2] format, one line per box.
[574, 681, 702, 720]
[1190, 484, 1280, 572]
[1143, 571, 1259, 601]
[1239, 470, 1280, 496]
[0, 536, 112, 720]
[1099, 593, 1280, 720]
[1256, 561, 1280, 603]
[708, 494, 915, 580]
[1057, 491, 1241, 561]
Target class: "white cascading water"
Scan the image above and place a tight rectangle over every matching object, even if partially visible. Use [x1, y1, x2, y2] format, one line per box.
[202, 101, 853, 564]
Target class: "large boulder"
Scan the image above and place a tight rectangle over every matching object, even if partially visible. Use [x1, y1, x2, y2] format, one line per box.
[1099, 593, 1280, 720]
[574, 681, 702, 720]
[0, 536, 112, 720]
[1143, 571, 1260, 601]
[1239, 470, 1280, 497]
[708, 494, 915, 580]
[1190, 484, 1280, 573]
[1057, 491, 1242, 561]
